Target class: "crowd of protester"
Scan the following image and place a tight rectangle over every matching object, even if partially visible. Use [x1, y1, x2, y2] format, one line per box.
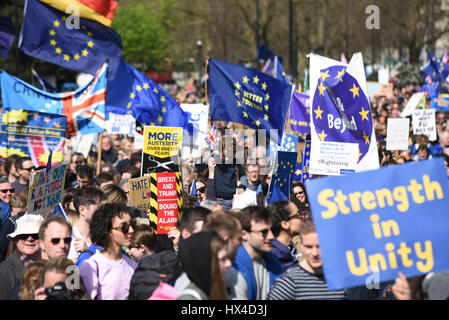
[0, 79, 448, 301]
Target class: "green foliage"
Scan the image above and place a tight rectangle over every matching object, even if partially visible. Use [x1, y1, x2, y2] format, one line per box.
[112, 0, 177, 71]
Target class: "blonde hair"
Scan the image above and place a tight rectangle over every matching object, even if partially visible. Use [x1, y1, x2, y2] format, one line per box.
[101, 184, 127, 204]
[64, 208, 79, 226]
[19, 260, 45, 300]
[9, 194, 27, 211]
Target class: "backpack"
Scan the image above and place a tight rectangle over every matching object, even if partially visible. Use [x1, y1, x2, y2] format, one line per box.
[128, 250, 182, 300]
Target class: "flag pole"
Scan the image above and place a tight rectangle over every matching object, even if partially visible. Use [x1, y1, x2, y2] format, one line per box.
[97, 131, 103, 176]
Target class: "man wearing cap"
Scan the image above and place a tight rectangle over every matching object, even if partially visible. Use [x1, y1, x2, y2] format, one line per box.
[0, 214, 43, 299]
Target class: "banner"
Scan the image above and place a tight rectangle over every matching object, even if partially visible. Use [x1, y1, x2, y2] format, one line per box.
[105, 113, 136, 136]
[27, 162, 67, 216]
[268, 132, 298, 158]
[309, 141, 359, 176]
[386, 118, 410, 151]
[129, 173, 182, 234]
[309, 52, 379, 174]
[142, 126, 183, 176]
[288, 92, 311, 134]
[306, 159, 449, 290]
[413, 109, 437, 141]
[0, 108, 66, 166]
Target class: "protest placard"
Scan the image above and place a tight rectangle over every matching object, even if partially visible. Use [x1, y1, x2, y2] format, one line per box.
[129, 172, 183, 234]
[386, 118, 410, 151]
[105, 113, 136, 136]
[27, 162, 67, 216]
[380, 83, 394, 98]
[412, 109, 437, 141]
[141, 126, 183, 176]
[309, 141, 359, 176]
[401, 92, 425, 118]
[306, 158, 449, 290]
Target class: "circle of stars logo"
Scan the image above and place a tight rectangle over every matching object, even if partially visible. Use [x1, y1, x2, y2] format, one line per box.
[233, 74, 272, 128]
[126, 82, 168, 126]
[48, 16, 95, 63]
[312, 66, 373, 163]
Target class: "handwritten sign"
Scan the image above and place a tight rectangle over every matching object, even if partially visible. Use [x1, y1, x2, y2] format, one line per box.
[129, 176, 152, 213]
[306, 159, 449, 290]
[27, 162, 67, 216]
[412, 109, 437, 141]
[309, 141, 358, 176]
[386, 118, 410, 151]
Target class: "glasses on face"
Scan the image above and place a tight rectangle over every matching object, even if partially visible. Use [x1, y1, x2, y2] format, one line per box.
[250, 228, 272, 238]
[195, 187, 206, 194]
[17, 234, 39, 241]
[0, 188, 15, 194]
[294, 191, 305, 196]
[112, 221, 136, 235]
[50, 237, 72, 245]
[286, 211, 301, 221]
[22, 167, 35, 172]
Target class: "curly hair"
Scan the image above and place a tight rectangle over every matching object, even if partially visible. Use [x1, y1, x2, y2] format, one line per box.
[90, 203, 135, 248]
[19, 260, 45, 300]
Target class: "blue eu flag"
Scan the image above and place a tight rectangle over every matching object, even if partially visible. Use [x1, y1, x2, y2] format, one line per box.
[421, 50, 449, 83]
[19, 0, 122, 79]
[209, 59, 294, 142]
[262, 56, 290, 84]
[268, 151, 297, 199]
[106, 59, 188, 128]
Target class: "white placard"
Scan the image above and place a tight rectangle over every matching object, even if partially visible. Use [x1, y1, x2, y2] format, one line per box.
[105, 113, 136, 136]
[412, 109, 437, 141]
[180, 103, 209, 162]
[401, 92, 425, 118]
[378, 68, 390, 85]
[386, 118, 410, 151]
[309, 141, 359, 176]
[72, 133, 96, 158]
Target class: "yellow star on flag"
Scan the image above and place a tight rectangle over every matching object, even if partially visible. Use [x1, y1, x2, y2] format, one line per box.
[55, 47, 62, 54]
[262, 82, 267, 90]
[358, 151, 362, 162]
[359, 107, 369, 121]
[50, 39, 57, 46]
[52, 101, 57, 105]
[362, 131, 370, 144]
[54, 122, 61, 129]
[74, 53, 80, 61]
[234, 82, 241, 90]
[153, 88, 159, 94]
[314, 106, 324, 120]
[157, 116, 163, 123]
[318, 129, 327, 141]
[160, 96, 166, 102]
[130, 92, 136, 99]
[264, 114, 269, 121]
[127, 102, 132, 108]
[53, 20, 60, 28]
[143, 83, 150, 89]
[87, 41, 94, 48]
[150, 122, 155, 126]
[136, 85, 142, 92]
[243, 111, 248, 118]
[87, 32, 93, 37]
[162, 107, 167, 113]
[49, 29, 56, 36]
[45, 103, 51, 108]
[237, 101, 242, 107]
[82, 49, 89, 56]
[335, 69, 345, 81]
[318, 81, 326, 96]
[349, 83, 360, 98]
[321, 70, 330, 82]
[63, 54, 70, 61]
[265, 93, 270, 101]
[62, 16, 67, 21]
[295, 169, 301, 176]
[253, 76, 259, 84]
[43, 117, 51, 123]
[242, 76, 249, 84]
[255, 119, 261, 127]
[235, 90, 240, 97]
[264, 104, 269, 112]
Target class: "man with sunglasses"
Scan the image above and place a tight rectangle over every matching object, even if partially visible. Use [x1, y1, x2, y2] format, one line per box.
[39, 216, 73, 260]
[12, 157, 35, 195]
[0, 178, 15, 231]
[0, 214, 43, 299]
[225, 206, 282, 300]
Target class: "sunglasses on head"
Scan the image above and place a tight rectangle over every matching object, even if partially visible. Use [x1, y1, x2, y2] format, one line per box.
[0, 188, 14, 194]
[50, 237, 72, 245]
[195, 187, 206, 194]
[17, 234, 39, 241]
[112, 221, 136, 235]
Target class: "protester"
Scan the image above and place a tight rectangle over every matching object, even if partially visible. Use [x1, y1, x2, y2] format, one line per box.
[5, 155, 21, 185]
[127, 224, 157, 262]
[101, 135, 118, 164]
[19, 260, 45, 300]
[75, 164, 96, 189]
[11, 157, 34, 195]
[39, 216, 73, 260]
[79, 203, 137, 300]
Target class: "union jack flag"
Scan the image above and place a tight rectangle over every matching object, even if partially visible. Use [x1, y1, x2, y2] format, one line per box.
[205, 125, 217, 150]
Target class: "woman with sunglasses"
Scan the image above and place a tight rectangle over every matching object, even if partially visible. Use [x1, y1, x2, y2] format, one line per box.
[291, 181, 309, 207]
[79, 203, 137, 300]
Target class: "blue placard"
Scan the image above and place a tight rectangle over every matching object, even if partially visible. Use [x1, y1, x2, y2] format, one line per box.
[306, 158, 449, 290]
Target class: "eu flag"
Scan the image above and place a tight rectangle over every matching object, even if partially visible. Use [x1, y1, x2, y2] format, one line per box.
[0, 16, 15, 60]
[209, 59, 294, 142]
[106, 59, 188, 128]
[268, 151, 297, 199]
[19, 0, 122, 79]
[262, 56, 290, 84]
[421, 50, 449, 84]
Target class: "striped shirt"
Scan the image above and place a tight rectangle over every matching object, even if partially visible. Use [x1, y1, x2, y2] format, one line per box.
[267, 264, 346, 300]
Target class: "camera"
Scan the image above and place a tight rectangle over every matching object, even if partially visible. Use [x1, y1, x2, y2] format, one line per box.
[44, 282, 75, 300]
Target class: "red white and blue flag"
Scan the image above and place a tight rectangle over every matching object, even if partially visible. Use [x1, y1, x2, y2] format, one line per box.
[205, 125, 217, 150]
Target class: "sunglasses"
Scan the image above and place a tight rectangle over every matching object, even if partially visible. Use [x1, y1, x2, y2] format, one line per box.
[50, 237, 72, 245]
[195, 187, 206, 194]
[0, 188, 15, 194]
[250, 228, 272, 238]
[22, 167, 35, 172]
[294, 191, 305, 196]
[17, 234, 39, 241]
[112, 222, 136, 235]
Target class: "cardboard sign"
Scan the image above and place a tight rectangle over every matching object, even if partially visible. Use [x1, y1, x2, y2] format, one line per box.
[141, 126, 183, 176]
[129, 176, 153, 214]
[412, 109, 437, 141]
[306, 159, 449, 290]
[380, 83, 394, 98]
[386, 118, 410, 151]
[309, 141, 359, 176]
[27, 162, 67, 216]
[105, 113, 136, 136]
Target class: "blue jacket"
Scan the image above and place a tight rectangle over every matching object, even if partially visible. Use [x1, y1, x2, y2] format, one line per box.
[232, 245, 282, 300]
[0, 201, 10, 230]
[271, 239, 300, 272]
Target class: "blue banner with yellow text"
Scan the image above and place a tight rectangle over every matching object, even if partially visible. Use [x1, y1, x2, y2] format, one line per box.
[306, 159, 449, 290]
